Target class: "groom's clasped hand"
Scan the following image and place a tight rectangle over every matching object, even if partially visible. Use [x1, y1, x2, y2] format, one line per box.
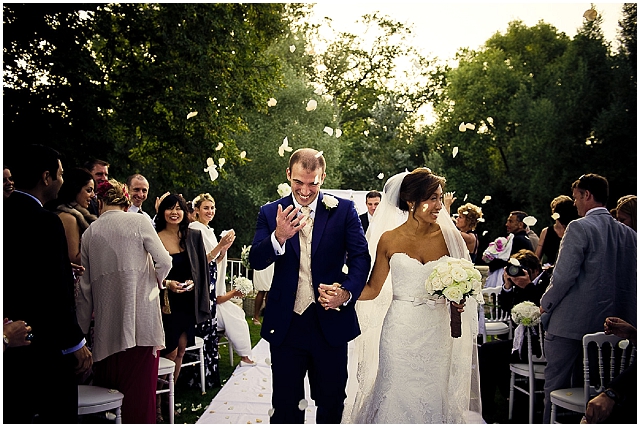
[274, 204, 307, 244]
[319, 283, 349, 310]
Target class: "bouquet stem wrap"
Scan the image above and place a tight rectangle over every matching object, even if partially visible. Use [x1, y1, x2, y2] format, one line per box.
[450, 298, 464, 338]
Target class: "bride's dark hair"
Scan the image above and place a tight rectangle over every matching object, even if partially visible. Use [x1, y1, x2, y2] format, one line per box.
[398, 167, 446, 212]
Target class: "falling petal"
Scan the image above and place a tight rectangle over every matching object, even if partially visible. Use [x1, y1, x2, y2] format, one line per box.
[335, 129, 342, 138]
[363, 130, 369, 136]
[458, 122, 467, 132]
[477, 218, 485, 222]
[219, 158, 226, 167]
[305, 99, 317, 111]
[323, 126, 333, 136]
[314, 175, 320, 185]
[206, 157, 215, 166]
[289, 45, 296, 53]
[215, 142, 224, 151]
[483, 230, 489, 236]
[452, 147, 459, 158]
[187, 111, 198, 119]
[463, 194, 468, 201]
[377, 173, 384, 179]
[523, 216, 537, 226]
[148, 287, 160, 301]
[465, 123, 476, 130]
[240, 151, 246, 158]
[298, 399, 308, 411]
[314, 151, 323, 158]
[267, 98, 277, 107]
[256, 419, 263, 423]
[422, 203, 429, 212]
[481, 195, 492, 204]
[462, 211, 469, 215]
[551, 212, 560, 220]
[619, 339, 629, 349]
[268, 408, 275, 417]
[583, 8, 597, 21]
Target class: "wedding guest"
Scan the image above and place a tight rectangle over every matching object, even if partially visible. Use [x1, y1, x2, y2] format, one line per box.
[77, 179, 172, 423]
[3, 166, 14, 199]
[615, 195, 636, 231]
[50, 167, 97, 265]
[535, 195, 579, 265]
[186, 193, 236, 388]
[540, 173, 637, 423]
[155, 194, 211, 420]
[252, 263, 274, 325]
[126, 173, 153, 223]
[4, 144, 91, 423]
[478, 249, 550, 423]
[505, 211, 534, 253]
[84, 159, 109, 216]
[455, 202, 483, 262]
[359, 190, 381, 233]
[249, 148, 370, 423]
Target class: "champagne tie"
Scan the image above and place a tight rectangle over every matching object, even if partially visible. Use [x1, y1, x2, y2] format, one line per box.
[293, 206, 314, 314]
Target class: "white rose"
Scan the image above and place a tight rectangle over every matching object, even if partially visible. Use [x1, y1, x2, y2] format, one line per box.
[458, 279, 472, 294]
[451, 266, 467, 282]
[441, 274, 454, 287]
[277, 183, 292, 197]
[443, 285, 464, 303]
[322, 194, 339, 209]
[430, 277, 444, 292]
[436, 263, 451, 275]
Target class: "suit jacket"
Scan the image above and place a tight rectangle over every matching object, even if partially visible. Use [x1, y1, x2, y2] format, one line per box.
[359, 212, 369, 233]
[540, 209, 637, 340]
[249, 192, 371, 347]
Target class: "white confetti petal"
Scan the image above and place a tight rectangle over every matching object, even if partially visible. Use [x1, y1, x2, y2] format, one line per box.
[187, 111, 198, 119]
[465, 123, 476, 130]
[452, 147, 459, 158]
[583, 8, 597, 22]
[219, 158, 226, 167]
[463, 194, 468, 201]
[377, 173, 384, 179]
[477, 217, 485, 222]
[483, 230, 489, 236]
[268, 408, 275, 417]
[323, 126, 333, 136]
[422, 203, 429, 212]
[305, 99, 317, 111]
[289, 45, 296, 53]
[462, 211, 469, 215]
[314, 151, 323, 158]
[335, 129, 342, 138]
[363, 130, 369, 136]
[551, 212, 560, 220]
[458, 122, 467, 132]
[240, 151, 246, 158]
[148, 287, 160, 301]
[298, 399, 308, 411]
[523, 216, 537, 226]
[215, 142, 224, 151]
[267, 98, 277, 107]
[618, 339, 629, 349]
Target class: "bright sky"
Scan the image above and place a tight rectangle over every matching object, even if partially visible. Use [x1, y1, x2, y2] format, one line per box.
[310, 2, 625, 61]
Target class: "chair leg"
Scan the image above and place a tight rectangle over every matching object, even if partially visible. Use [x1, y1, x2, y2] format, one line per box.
[228, 339, 234, 366]
[168, 372, 175, 424]
[115, 406, 122, 424]
[528, 378, 534, 424]
[508, 372, 515, 420]
[199, 346, 205, 394]
[550, 403, 557, 424]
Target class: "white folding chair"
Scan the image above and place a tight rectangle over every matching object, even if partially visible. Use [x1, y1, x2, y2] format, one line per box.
[182, 336, 205, 394]
[157, 357, 176, 424]
[550, 332, 636, 423]
[217, 328, 234, 366]
[481, 286, 512, 344]
[77, 385, 124, 423]
[509, 323, 546, 423]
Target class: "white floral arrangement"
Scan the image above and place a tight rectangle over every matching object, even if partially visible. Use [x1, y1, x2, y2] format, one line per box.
[482, 234, 513, 263]
[425, 257, 484, 304]
[511, 301, 541, 327]
[277, 183, 291, 197]
[233, 276, 254, 297]
[240, 245, 251, 270]
[322, 194, 339, 210]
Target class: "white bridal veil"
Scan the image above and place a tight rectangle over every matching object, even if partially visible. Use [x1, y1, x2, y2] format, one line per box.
[342, 170, 482, 423]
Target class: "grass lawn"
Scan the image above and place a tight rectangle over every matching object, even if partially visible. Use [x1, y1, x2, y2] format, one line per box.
[161, 316, 263, 424]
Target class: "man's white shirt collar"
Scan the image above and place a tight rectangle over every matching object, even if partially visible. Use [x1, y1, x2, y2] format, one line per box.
[291, 193, 320, 219]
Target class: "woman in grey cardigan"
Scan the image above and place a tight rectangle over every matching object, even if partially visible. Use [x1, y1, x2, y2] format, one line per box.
[77, 179, 172, 423]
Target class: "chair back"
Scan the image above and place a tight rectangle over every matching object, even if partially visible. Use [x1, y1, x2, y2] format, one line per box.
[581, 332, 636, 409]
[481, 286, 510, 322]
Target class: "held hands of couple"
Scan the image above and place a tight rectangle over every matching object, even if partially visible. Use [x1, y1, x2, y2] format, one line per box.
[274, 204, 306, 245]
[165, 279, 194, 293]
[318, 283, 348, 310]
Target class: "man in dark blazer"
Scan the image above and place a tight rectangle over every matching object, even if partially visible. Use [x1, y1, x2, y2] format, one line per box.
[250, 148, 370, 423]
[4, 145, 92, 423]
[359, 190, 381, 234]
[540, 173, 637, 423]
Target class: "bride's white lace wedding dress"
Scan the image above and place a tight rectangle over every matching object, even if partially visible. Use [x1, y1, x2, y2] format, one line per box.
[353, 253, 480, 424]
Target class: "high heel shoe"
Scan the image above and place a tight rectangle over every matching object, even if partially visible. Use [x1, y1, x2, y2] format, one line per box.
[252, 318, 261, 325]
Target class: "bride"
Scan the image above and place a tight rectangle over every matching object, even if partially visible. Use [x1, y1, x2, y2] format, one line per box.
[345, 168, 482, 424]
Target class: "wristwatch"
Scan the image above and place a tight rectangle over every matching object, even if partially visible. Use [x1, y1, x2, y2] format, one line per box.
[603, 388, 621, 404]
[3, 334, 9, 347]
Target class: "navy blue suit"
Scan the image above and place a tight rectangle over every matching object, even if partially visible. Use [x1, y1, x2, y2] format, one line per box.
[250, 192, 370, 423]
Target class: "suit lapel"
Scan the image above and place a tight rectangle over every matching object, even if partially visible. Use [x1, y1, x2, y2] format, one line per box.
[312, 192, 329, 257]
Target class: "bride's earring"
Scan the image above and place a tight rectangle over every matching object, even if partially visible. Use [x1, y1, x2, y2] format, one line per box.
[410, 204, 414, 212]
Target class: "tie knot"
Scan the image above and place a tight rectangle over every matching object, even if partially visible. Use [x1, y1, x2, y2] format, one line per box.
[301, 206, 311, 215]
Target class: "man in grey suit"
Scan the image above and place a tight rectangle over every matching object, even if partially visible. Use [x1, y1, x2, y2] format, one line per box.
[540, 173, 637, 423]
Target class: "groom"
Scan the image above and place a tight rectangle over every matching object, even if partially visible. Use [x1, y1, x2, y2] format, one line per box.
[250, 148, 370, 423]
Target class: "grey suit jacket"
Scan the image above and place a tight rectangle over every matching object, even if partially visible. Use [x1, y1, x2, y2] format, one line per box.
[540, 208, 637, 340]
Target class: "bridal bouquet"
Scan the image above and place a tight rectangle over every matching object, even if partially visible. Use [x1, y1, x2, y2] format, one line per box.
[233, 276, 254, 297]
[240, 245, 251, 270]
[481, 234, 513, 263]
[425, 257, 483, 338]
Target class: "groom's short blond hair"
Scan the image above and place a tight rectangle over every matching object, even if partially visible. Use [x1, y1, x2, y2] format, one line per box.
[289, 148, 326, 173]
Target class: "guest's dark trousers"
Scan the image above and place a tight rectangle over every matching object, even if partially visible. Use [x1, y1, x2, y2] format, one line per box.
[269, 305, 348, 424]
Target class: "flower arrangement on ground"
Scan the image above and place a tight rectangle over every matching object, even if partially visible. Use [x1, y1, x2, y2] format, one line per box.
[233, 276, 254, 297]
[241, 245, 251, 270]
[425, 257, 483, 338]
